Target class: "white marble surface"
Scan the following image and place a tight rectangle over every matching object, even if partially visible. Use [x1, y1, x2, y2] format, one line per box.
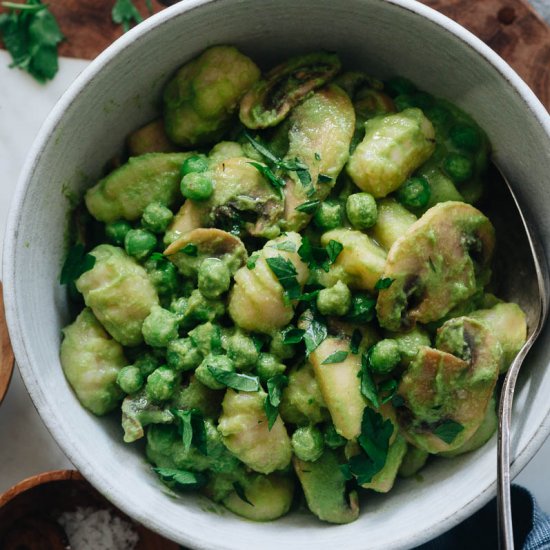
[0, 2, 549, 523]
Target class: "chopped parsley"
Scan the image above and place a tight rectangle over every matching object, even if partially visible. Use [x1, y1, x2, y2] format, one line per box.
[172, 408, 207, 455]
[433, 419, 464, 444]
[248, 161, 285, 197]
[264, 373, 289, 430]
[298, 236, 342, 273]
[207, 367, 260, 392]
[326, 239, 343, 264]
[302, 309, 327, 355]
[268, 240, 296, 252]
[112, 0, 143, 32]
[350, 329, 362, 355]
[0, 0, 64, 83]
[344, 293, 376, 324]
[153, 467, 206, 489]
[378, 379, 398, 404]
[180, 243, 198, 257]
[60, 244, 96, 285]
[375, 277, 394, 290]
[318, 174, 333, 184]
[295, 200, 320, 215]
[233, 482, 254, 506]
[359, 351, 379, 408]
[246, 252, 259, 270]
[265, 256, 301, 300]
[281, 326, 305, 345]
[321, 350, 349, 364]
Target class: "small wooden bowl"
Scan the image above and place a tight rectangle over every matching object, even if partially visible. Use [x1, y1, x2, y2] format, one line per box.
[0, 470, 180, 549]
[0, 281, 15, 405]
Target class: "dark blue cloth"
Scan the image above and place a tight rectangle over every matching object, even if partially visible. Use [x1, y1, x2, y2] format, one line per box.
[415, 486, 550, 549]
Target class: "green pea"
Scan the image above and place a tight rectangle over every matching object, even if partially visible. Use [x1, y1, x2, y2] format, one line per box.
[369, 339, 401, 375]
[225, 331, 259, 371]
[170, 296, 189, 324]
[146, 366, 178, 401]
[183, 289, 225, 325]
[198, 258, 231, 299]
[105, 220, 132, 246]
[291, 426, 325, 462]
[166, 338, 203, 371]
[134, 352, 160, 377]
[346, 192, 378, 230]
[181, 172, 214, 201]
[443, 152, 473, 183]
[195, 354, 235, 390]
[396, 176, 431, 209]
[313, 200, 343, 230]
[141, 202, 174, 234]
[142, 305, 180, 348]
[124, 228, 157, 260]
[269, 330, 296, 361]
[117, 365, 144, 394]
[450, 124, 481, 152]
[316, 281, 351, 317]
[426, 104, 452, 131]
[180, 154, 209, 177]
[256, 353, 286, 381]
[385, 76, 416, 98]
[324, 423, 346, 449]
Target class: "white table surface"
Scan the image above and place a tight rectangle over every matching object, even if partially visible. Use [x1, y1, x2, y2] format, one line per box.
[1, 13, 550, 527]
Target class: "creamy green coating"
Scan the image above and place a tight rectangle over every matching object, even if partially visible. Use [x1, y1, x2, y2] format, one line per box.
[85, 153, 191, 223]
[164, 46, 260, 146]
[347, 108, 435, 198]
[60, 308, 125, 415]
[76, 245, 159, 346]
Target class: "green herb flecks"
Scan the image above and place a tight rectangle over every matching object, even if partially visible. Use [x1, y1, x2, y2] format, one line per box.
[295, 200, 320, 215]
[172, 408, 207, 455]
[153, 467, 206, 489]
[322, 350, 349, 364]
[233, 482, 254, 506]
[281, 326, 305, 345]
[433, 419, 464, 444]
[264, 373, 289, 430]
[318, 174, 333, 184]
[298, 236, 342, 273]
[268, 241, 297, 252]
[266, 256, 301, 300]
[60, 244, 96, 285]
[246, 252, 259, 270]
[180, 243, 198, 257]
[378, 379, 398, 405]
[112, 0, 143, 33]
[0, 0, 64, 83]
[350, 329, 362, 355]
[207, 367, 260, 392]
[375, 277, 394, 290]
[248, 161, 285, 198]
[344, 407, 393, 485]
[359, 351, 379, 408]
[302, 309, 327, 355]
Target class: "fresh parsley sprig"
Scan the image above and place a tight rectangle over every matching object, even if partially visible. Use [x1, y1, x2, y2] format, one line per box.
[0, 0, 64, 83]
[172, 408, 207, 455]
[297, 236, 343, 273]
[112, 0, 143, 33]
[265, 255, 301, 301]
[60, 244, 96, 285]
[207, 367, 260, 392]
[264, 373, 288, 430]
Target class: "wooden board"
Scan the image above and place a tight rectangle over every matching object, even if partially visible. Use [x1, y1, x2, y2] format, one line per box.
[0, 282, 14, 405]
[0, 0, 549, 108]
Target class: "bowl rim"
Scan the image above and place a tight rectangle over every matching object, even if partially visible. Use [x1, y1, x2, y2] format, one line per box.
[3, 0, 550, 548]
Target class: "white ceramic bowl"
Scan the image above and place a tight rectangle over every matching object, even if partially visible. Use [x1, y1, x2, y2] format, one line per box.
[4, 1, 550, 548]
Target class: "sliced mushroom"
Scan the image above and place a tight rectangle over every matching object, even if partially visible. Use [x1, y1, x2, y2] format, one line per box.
[293, 450, 359, 524]
[239, 51, 342, 129]
[281, 85, 355, 231]
[396, 316, 501, 453]
[164, 227, 247, 278]
[376, 201, 495, 331]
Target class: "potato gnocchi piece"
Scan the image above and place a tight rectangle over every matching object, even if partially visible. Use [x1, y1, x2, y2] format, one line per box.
[228, 232, 308, 334]
[218, 389, 292, 475]
[76, 245, 159, 346]
[60, 308, 125, 415]
[85, 153, 191, 223]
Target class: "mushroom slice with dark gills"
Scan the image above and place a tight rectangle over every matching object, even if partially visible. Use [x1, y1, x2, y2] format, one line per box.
[376, 201, 495, 331]
[164, 227, 247, 278]
[164, 157, 284, 243]
[239, 51, 342, 129]
[280, 85, 355, 231]
[396, 316, 502, 453]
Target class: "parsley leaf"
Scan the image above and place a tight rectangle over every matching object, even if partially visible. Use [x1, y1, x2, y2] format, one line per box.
[375, 277, 394, 290]
[172, 409, 207, 455]
[298, 237, 342, 273]
[266, 256, 301, 300]
[322, 350, 349, 364]
[112, 0, 143, 33]
[318, 174, 333, 184]
[297, 289, 320, 302]
[268, 241, 296, 252]
[233, 482, 254, 506]
[359, 351, 379, 408]
[0, 0, 64, 83]
[433, 419, 464, 444]
[246, 252, 259, 270]
[379, 379, 398, 404]
[344, 294, 376, 324]
[243, 131, 281, 166]
[302, 309, 327, 355]
[60, 244, 96, 285]
[392, 394, 405, 408]
[251, 333, 268, 352]
[295, 200, 320, 215]
[153, 467, 206, 489]
[207, 367, 260, 392]
[248, 161, 286, 197]
[350, 329, 362, 355]
[180, 243, 198, 256]
[264, 373, 289, 430]
[281, 326, 305, 345]
[326, 240, 343, 264]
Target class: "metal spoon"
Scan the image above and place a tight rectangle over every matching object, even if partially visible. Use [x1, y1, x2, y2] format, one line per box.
[0, 281, 15, 405]
[484, 165, 550, 549]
